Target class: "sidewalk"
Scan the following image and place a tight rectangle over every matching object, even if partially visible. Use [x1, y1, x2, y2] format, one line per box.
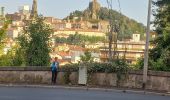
[0, 84, 170, 96]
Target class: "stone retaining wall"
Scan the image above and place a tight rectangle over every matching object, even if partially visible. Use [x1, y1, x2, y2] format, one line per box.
[89, 71, 170, 92]
[0, 67, 78, 85]
[0, 67, 169, 92]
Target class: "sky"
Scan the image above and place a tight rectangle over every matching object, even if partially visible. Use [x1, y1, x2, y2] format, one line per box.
[0, 0, 150, 25]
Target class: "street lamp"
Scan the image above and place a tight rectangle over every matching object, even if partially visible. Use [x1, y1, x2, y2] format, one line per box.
[143, 0, 152, 90]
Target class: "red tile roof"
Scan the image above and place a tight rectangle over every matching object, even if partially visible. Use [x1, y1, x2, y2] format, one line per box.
[69, 45, 85, 51]
[56, 51, 71, 57]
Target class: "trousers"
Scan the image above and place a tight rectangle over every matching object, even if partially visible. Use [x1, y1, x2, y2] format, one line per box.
[52, 70, 57, 84]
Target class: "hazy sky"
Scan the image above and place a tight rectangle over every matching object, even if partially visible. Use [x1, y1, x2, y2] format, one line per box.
[0, 0, 150, 25]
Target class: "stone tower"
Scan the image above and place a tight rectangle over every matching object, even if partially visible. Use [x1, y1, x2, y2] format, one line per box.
[0, 7, 5, 17]
[30, 0, 38, 19]
[89, 0, 101, 19]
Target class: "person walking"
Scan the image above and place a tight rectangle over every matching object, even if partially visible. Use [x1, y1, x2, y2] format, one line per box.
[51, 57, 59, 84]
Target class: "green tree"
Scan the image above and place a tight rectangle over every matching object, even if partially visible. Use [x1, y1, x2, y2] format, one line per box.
[12, 47, 26, 66]
[0, 45, 19, 66]
[19, 16, 53, 66]
[148, 0, 170, 71]
[0, 20, 10, 42]
[55, 37, 67, 44]
[0, 19, 13, 66]
[56, 33, 105, 46]
[0, 53, 13, 66]
[0, 19, 10, 55]
[67, 10, 83, 20]
[80, 50, 93, 63]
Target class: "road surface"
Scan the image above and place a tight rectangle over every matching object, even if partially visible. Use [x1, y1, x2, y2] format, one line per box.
[0, 87, 169, 100]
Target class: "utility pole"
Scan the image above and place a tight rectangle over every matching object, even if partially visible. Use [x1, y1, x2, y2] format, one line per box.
[107, 0, 113, 62]
[143, 0, 152, 90]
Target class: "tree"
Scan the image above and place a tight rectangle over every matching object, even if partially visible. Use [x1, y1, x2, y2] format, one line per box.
[151, 0, 170, 58]
[0, 19, 10, 55]
[0, 51, 14, 66]
[0, 19, 13, 66]
[19, 16, 53, 66]
[148, 0, 170, 71]
[0, 20, 9, 42]
[55, 33, 105, 46]
[12, 46, 26, 66]
[80, 50, 93, 63]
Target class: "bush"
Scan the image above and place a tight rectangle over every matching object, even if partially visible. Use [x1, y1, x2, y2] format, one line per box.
[60, 60, 129, 86]
[86, 62, 116, 73]
[60, 63, 79, 72]
[135, 56, 170, 72]
[60, 59, 129, 74]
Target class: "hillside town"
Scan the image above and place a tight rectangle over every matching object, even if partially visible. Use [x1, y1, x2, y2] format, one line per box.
[0, 0, 170, 100]
[0, 0, 156, 65]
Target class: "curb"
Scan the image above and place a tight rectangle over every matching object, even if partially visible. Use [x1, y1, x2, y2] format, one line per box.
[0, 84, 170, 96]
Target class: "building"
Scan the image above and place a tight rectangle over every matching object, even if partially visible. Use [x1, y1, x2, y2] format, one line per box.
[100, 41, 145, 64]
[50, 44, 85, 65]
[54, 29, 106, 37]
[19, 5, 30, 15]
[52, 22, 67, 30]
[6, 13, 25, 21]
[100, 34, 146, 64]
[6, 28, 20, 39]
[69, 45, 85, 63]
[44, 17, 62, 24]
[55, 33, 69, 38]
[85, 42, 105, 49]
[50, 51, 72, 65]
[91, 52, 101, 62]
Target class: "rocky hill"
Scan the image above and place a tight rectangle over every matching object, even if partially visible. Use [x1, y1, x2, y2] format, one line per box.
[65, 0, 146, 40]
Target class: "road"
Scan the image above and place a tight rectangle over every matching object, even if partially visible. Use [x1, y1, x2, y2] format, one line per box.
[0, 87, 169, 100]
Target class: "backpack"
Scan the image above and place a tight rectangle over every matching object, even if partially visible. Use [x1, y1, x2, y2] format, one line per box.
[51, 62, 57, 71]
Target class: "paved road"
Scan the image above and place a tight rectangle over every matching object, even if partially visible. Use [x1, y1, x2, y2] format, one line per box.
[0, 87, 169, 100]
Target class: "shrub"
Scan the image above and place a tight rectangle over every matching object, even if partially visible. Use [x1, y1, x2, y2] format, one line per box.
[60, 59, 129, 74]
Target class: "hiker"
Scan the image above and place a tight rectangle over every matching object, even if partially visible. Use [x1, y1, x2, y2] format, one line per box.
[51, 57, 59, 84]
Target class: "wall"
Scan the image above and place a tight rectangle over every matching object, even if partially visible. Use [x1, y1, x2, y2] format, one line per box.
[0, 67, 78, 85]
[89, 71, 170, 92]
[0, 67, 169, 92]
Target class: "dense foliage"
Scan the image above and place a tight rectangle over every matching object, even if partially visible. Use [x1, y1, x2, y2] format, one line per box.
[17, 16, 53, 66]
[0, 20, 8, 42]
[0, 19, 13, 66]
[55, 33, 105, 46]
[99, 7, 145, 39]
[136, 0, 170, 71]
[0, 48, 14, 66]
[0, 19, 10, 54]
[149, 0, 170, 71]
[80, 50, 93, 63]
[61, 59, 129, 74]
